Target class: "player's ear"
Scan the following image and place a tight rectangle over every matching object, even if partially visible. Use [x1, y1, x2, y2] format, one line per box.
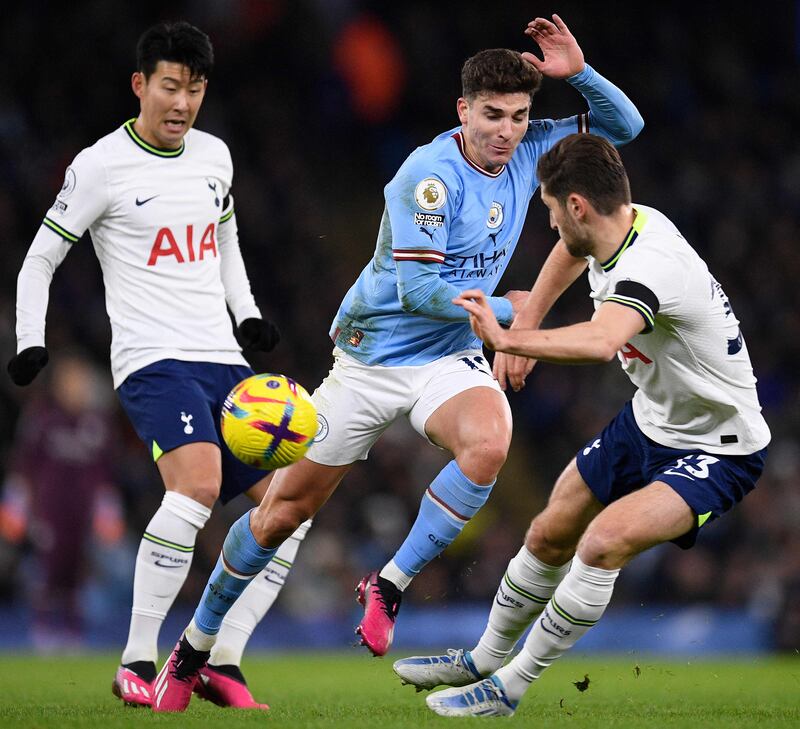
[457, 97, 469, 125]
[567, 193, 587, 219]
[131, 71, 145, 100]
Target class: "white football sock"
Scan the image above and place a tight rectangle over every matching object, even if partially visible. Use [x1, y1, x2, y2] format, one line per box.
[469, 546, 570, 675]
[121, 491, 211, 665]
[494, 554, 619, 701]
[379, 559, 412, 591]
[209, 520, 312, 667]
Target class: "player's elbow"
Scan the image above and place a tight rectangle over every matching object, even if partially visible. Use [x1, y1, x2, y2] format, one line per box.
[603, 109, 644, 145]
[397, 285, 430, 315]
[594, 334, 621, 363]
[620, 110, 644, 142]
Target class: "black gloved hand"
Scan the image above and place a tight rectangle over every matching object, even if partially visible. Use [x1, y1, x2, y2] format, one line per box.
[8, 346, 49, 386]
[236, 318, 280, 353]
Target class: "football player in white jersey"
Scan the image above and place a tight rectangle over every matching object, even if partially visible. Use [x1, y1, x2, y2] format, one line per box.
[394, 133, 770, 717]
[8, 21, 307, 710]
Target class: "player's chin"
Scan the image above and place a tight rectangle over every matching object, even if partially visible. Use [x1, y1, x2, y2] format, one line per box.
[488, 148, 514, 166]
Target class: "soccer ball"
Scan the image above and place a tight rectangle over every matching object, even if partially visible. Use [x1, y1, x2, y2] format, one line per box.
[221, 373, 318, 470]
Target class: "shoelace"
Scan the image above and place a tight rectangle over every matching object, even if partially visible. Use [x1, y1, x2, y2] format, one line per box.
[474, 679, 513, 710]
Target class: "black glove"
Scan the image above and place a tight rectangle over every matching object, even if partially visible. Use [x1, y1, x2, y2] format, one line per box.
[8, 346, 49, 386]
[236, 318, 280, 353]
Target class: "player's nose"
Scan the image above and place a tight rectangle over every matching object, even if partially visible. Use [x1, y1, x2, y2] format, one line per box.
[172, 91, 190, 112]
[497, 117, 513, 139]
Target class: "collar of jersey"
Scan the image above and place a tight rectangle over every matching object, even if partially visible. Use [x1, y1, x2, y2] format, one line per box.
[599, 206, 648, 271]
[452, 133, 505, 178]
[123, 118, 185, 158]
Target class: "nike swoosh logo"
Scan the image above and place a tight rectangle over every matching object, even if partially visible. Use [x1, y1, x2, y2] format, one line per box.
[494, 595, 514, 608]
[539, 616, 560, 637]
[155, 560, 184, 568]
[135, 195, 159, 206]
[237, 389, 289, 405]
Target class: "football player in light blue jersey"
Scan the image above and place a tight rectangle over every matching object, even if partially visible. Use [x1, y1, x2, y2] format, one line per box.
[334, 39, 642, 366]
[155, 15, 643, 710]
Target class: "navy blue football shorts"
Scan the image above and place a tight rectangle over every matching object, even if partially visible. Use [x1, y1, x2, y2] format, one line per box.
[117, 359, 268, 504]
[576, 401, 767, 549]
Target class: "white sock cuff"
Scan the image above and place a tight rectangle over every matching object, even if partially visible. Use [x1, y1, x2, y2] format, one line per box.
[162, 491, 212, 530]
[570, 554, 620, 585]
[519, 546, 571, 580]
[290, 519, 313, 541]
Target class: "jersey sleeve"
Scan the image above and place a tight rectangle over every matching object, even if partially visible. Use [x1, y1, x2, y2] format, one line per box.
[566, 63, 644, 145]
[518, 64, 644, 194]
[217, 193, 261, 324]
[607, 242, 686, 333]
[385, 166, 514, 325]
[15, 226, 73, 350]
[42, 146, 109, 243]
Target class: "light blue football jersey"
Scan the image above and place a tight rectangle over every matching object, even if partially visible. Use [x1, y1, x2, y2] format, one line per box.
[330, 65, 643, 366]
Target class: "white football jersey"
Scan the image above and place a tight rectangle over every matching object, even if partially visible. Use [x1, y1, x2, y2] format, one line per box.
[21, 120, 261, 387]
[586, 204, 770, 455]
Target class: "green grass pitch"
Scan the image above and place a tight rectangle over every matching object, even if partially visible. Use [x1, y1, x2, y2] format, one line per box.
[0, 653, 797, 728]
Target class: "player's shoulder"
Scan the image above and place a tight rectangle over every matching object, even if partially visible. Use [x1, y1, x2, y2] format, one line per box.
[61, 126, 125, 180]
[387, 126, 464, 197]
[635, 204, 692, 253]
[616, 204, 697, 274]
[186, 126, 231, 155]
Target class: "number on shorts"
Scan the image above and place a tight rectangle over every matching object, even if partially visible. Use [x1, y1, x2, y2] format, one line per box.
[458, 355, 492, 376]
[663, 454, 720, 480]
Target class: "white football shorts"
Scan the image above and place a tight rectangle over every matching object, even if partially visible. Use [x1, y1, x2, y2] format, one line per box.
[306, 347, 504, 466]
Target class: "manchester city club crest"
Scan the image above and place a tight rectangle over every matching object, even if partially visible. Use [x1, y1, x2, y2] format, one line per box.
[487, 201, 504, 228]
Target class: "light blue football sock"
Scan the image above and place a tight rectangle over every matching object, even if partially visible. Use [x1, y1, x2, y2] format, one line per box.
[393, 460, 493, 579]
[192, 510, 276, 636]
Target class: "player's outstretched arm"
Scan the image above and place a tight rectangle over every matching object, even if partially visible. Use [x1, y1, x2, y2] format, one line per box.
[522, 15, 643, 145]
[456, 293, 645, 365]
[494, 240, 588, 390]
[453, 290, 510, 352]
[522, 14, 584, 80]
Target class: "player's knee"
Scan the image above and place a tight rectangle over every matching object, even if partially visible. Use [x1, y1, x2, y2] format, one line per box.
[459, 439, 508, 484]
[524, 516, 576, 566]
[172, 480, 221, 509]
[251, 501, 308, 545]
[576, 524, 629, 569]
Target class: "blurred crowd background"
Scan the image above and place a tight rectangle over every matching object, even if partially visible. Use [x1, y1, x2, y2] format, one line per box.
[0, 0, 797, 653]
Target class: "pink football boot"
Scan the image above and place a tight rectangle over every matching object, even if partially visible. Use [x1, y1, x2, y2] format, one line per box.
[111, 663, 154, 707]
[151, 636, 210, 712]
[195, 665, 269, 709]
[355, 570, 403, 656]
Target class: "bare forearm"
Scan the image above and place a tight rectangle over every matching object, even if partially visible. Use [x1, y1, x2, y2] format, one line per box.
[513, 240, 587, 329]
[494, 321, 618, 364]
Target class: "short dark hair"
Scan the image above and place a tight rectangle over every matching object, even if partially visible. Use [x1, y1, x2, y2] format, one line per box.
[136, 21, 214, 80]
[461, 49, 542, 101]
[537, 134, 631, 214]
